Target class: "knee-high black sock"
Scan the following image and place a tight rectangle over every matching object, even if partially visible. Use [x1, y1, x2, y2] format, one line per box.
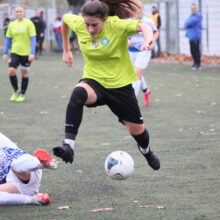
[132, 129, 149, 149]
[20, 77, 29, 95]
[9, 75, 18, 92]
[65, 87, 88, 140]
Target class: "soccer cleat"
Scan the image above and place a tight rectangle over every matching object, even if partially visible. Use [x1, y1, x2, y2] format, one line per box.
[34, 149, 58, 169]
[34, 193, 51, 205]
[144, 89, 151, 106]
[15, 94, 26, 102]
[191, 64, 197, 70]
[138, 146, 160, 170]
[53, 143, 74, 163]
[196, 65, 203, 70]
[10, 92, 19, 101]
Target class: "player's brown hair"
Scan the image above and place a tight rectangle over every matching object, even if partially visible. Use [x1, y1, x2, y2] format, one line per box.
[81, 0, 140, 19]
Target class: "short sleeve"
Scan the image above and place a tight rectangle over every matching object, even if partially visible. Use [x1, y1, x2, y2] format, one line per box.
[110, 17, 140, 37]
[143, 17, 157, 32]
[63, 14, 83, 33]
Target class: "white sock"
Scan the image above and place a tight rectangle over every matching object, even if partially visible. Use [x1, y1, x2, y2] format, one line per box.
[0, 192, 35, 205]
[64, 139, 75, 150]
[141, 76, 148, 92]
[132, 80, 141, 97]
[139, 146, 150, 155]
[10, 153, 43, 173]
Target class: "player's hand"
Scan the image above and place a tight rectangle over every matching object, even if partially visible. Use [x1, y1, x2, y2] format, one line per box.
[63, 50, 73, 67]
[140, 41, 153, 51]
[3, 55, 8, 62]
[127, 40, 132, 48]
[28, 54, 35, 62]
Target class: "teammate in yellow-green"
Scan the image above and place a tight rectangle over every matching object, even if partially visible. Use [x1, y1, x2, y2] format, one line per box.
[3, 7, 36, 102]
[53, 0, 160, 171]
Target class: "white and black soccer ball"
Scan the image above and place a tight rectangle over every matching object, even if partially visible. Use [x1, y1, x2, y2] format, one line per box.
[104, 151, 134, 180]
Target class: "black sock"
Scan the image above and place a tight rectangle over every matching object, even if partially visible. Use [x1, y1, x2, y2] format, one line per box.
[9, 75, 18, 92]
[65, 87, 88, 140]
[132, 129, 149, 149]
[21, 77, 29, 95]
[142, 88, 148, 93]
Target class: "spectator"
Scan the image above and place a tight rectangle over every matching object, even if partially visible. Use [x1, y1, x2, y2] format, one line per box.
[184, 3, 202, 70]
[31, 10, 45, 56]
[3, 13, 11, 37]
[39, 11, 46, 55]
[53, 12, 62, 52]
[149, 6, 161, 58]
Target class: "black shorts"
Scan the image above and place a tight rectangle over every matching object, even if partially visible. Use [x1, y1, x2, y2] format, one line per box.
[9, 53, 31, 69]
[80, 78, 144, 124]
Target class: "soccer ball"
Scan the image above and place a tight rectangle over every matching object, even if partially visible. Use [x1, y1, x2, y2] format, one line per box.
[104, 151, 134, 180]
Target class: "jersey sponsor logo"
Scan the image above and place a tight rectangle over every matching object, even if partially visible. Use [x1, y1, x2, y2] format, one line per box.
[17, 27, 27, 31]
[80, 41, 86, 44]
[92, 40, 99, 48]
[101, 37, 110, 46]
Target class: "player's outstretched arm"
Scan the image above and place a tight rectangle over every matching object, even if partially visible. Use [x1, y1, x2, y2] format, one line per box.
[62, 15, 73, 67]
[136, 22, 153, 50]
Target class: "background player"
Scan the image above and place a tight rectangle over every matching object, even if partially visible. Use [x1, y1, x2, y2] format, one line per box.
[3, 7, 36, 102]
[128, 1, 159, 105]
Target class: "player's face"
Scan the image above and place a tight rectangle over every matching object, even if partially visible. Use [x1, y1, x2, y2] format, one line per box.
[15, 8, 24, 20]
[191, 5, 197, 14]
[83, 16, 106, 37]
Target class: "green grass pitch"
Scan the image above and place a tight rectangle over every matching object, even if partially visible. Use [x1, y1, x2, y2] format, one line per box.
[0, 53, 220, 220]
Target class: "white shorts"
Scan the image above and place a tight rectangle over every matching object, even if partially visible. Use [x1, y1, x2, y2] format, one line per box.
[6, 168, 42, 196]
[129, 50, 151, 70]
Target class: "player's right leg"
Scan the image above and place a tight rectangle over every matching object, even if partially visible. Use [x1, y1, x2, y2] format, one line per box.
[0, 184, 51, 205]
[8, 53, 20, 101]
[53, 82, 97, 163]
[0, 169, 50, 205]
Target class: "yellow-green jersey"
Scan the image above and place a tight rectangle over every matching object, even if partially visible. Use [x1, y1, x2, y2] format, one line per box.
[6, 18, 36, 56]
[64, 14, 140, 89]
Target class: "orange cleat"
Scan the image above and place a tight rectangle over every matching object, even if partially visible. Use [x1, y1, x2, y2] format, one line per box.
[34, 193, 51, 205]
[34, 149, 58, 169]
[144, 89, 152, 106]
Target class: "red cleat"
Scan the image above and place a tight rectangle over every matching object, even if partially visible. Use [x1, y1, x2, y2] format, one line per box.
[34, 149, 58, 169]
[144, 89, 152, 106]
[35, 193, 51, 205]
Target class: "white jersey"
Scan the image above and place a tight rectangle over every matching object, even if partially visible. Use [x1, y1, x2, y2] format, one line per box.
[0, 132, 26, 184]
[128, 16, 157, 52]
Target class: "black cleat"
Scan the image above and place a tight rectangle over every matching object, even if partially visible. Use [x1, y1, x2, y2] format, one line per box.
[53, 143, 74, 163]
[138, 146, 160, 170]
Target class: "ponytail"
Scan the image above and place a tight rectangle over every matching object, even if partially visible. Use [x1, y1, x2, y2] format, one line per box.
[100, 0, 140, 18]
[81, 0, 140, 19]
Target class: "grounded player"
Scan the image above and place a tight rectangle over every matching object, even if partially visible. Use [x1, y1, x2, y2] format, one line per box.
[53, 0, 160, 170]
[128, 1, 159, 105]
[0, 132, 57, 206]
[3, 7, 36, 102]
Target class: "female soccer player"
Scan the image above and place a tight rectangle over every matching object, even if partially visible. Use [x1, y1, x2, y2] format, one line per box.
[53, 0, 160, 170]
[0, 132, 57, 205]
[128, 1, 159, 105]
[3, 7, 36, 102]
